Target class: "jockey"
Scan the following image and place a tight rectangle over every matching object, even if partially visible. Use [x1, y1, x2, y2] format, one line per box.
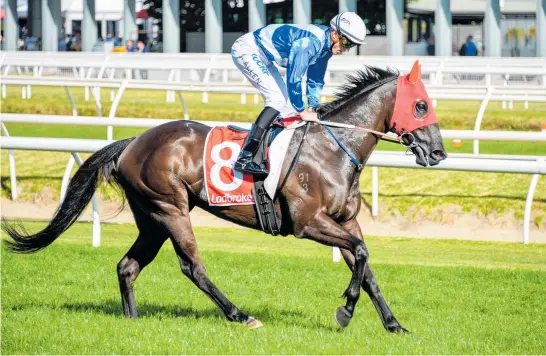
[231, 12, 367, 175]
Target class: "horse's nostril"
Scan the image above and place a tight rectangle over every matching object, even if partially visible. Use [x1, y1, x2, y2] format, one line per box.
[431, 150, 447, 161]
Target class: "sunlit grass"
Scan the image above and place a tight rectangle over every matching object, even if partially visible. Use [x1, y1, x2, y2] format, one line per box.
[3, 86, 546, 130]
[2, 222, 546, 354]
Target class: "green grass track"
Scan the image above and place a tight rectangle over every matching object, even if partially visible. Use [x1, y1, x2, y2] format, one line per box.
[1, 223, 546, 354]
[3, 86, 546, 131]
[2, 222, 546, 354]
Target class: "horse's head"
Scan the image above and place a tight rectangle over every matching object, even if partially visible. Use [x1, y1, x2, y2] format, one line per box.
[387, 60, 447, 167]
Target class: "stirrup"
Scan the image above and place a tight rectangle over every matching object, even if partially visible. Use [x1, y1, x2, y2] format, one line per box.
[233, 156, 269, 175]
[233, 161, 269, 175]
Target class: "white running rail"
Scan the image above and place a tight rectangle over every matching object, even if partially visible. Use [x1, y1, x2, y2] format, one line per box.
[1, 114, 544, 246]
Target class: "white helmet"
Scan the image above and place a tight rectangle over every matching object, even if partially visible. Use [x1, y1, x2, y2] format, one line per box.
[330, 12, 366, 45]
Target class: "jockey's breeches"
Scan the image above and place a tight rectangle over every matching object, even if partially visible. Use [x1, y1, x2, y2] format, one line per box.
[231, 33, 297, 118]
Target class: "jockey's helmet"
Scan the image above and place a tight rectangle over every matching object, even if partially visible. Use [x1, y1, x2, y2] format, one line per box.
[330, 12, 367, 47]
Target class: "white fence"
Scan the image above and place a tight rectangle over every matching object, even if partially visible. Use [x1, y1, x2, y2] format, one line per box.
[1, 114, 544, 246]
[2, 52, 546, 87]
[2, 75, 546, 155]
[2, 52, 546, 109]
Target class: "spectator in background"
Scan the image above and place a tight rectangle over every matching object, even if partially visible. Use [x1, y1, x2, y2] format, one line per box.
[70, 33, 82, 51]
[126, 40, 136, 52]
[136, 40, 150, 79]
[460, 35, 478, 56]
[136, 40, 149, 53]
[465, 35, 478, 56]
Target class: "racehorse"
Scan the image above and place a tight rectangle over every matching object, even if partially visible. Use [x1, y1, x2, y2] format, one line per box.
[3, 60, 446, 332]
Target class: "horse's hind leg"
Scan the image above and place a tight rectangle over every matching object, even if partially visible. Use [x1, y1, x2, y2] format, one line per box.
[340, 219, 408, 333]
[117, 202, 167, 318]
[159, 213, 263, 329]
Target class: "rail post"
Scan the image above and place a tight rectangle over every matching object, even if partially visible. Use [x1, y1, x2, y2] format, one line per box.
[1, 123, 18, 199]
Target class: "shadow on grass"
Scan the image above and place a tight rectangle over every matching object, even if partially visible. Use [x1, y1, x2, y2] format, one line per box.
[61, 300, 222, 320]
[32, 299, 341, 331]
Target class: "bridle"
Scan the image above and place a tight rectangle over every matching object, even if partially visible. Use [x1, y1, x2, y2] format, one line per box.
[315, 76, 423, 171]
[318, 120, 418, 172]
[285, 65, 434, 173]
[318, 120, 419, 147]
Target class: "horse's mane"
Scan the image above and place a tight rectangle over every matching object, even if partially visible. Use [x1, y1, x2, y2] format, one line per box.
[317, 66, 399, 116]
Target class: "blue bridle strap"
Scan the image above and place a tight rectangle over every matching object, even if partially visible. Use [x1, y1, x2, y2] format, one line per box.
[323, 125, 363, 172]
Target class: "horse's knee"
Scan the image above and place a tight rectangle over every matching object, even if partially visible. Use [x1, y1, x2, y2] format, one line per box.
[344, 242, 368, 300]
[178, 259, 194, 278]
[190, 264, 210, 287]
[354, 242, 368, 263]
[117, 257, 140, 284]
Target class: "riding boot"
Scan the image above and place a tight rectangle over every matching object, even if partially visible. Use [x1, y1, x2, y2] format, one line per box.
[233, 106, 280, 175]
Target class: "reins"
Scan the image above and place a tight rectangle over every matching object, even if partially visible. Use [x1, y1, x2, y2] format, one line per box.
[278, 74, 418, 180]
[316, 120, 401, 144]
[310, 75, 421, 171]
[318, 120, 419, 172]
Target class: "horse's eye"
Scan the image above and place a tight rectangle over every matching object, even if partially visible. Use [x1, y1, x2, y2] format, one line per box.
[413, 100, 428, 119]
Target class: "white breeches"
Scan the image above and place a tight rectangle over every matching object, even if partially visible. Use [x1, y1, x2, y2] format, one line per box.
[231, 33, 297, 118]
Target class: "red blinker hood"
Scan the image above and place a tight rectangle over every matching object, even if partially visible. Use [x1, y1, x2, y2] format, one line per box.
[389, 60, 438, 134]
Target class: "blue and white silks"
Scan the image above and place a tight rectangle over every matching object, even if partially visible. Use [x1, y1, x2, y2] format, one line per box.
[231, 24, 332, 117]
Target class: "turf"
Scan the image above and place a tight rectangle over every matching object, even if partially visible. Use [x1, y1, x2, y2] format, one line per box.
[2, 85, 546, 130]
[2, 222, 546, 354]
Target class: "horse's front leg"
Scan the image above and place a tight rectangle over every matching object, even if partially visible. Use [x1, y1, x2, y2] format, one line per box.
[300, 212, 368, 328]
[341, 218, 408, 333]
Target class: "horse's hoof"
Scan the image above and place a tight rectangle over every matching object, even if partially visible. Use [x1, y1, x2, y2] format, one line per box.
[335, 306, 352, 328]
[245, 317, 264, 330]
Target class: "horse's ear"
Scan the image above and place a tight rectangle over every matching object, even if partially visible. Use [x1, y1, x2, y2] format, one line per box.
[407, 60, 421, 85]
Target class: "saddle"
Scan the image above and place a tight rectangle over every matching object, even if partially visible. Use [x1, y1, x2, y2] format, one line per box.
[204, 117, 304, 236]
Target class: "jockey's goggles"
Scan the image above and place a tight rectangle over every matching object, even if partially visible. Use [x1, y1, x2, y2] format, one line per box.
[340, 35, 358, 49]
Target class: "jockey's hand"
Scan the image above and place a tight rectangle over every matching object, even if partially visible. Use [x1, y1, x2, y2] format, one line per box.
[299, 111, 318, 122]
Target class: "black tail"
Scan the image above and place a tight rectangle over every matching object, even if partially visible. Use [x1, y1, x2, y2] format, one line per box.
[2, 138, 135, 253]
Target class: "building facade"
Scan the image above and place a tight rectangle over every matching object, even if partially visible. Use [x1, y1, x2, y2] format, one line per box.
[1, 0, 545, 57]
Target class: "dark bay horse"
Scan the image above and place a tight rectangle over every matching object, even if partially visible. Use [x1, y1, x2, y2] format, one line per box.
[3, 61, 446, 332]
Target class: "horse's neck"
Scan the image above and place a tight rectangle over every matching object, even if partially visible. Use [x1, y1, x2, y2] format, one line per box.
[321, 83, 395, 162]
[326, 83, 394, 130]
